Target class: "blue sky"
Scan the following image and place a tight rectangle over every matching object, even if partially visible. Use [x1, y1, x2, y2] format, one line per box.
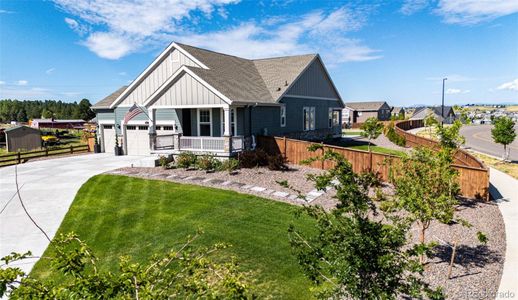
[0, 0, 517, 106]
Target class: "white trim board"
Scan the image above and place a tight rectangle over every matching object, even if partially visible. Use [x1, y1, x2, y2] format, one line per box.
[284, 94, 340, 101]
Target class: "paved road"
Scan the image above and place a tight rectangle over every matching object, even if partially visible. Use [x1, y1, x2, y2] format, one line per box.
[0, 153, 150, 273]
[460, 125, 518, 161]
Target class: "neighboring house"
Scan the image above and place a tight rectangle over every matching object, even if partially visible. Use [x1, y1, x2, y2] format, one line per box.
[410, 106, 456, 124]
[4, 126, 41, 152]
[92, 42, 344, 157]
[30, 119, 86, 130]
[342, 101, 391, 126]
[391, 107, 405, 119]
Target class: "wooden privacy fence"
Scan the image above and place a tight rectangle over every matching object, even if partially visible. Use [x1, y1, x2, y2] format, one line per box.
[0, 144, 90, 167]
[257, 135, 489, 200]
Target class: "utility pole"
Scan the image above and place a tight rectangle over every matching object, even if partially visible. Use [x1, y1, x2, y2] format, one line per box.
[441, 77, 447, 125]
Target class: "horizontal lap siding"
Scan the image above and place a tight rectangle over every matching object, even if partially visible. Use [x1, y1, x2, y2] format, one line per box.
[258, 136, 489, 200]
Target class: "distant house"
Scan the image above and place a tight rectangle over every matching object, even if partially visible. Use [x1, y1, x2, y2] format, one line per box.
[391, 107, 405, 119]
[30, 119, 86, 130]
[410, 106, 456, 124]
[342, 101, 392, 126]
[4, 126, 41, 152]
[92, 42, 344, 156]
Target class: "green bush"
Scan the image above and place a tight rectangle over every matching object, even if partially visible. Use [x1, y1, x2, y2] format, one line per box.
[196, 155, 221, 171]
[238, 149, 269, 168]
[176, 152, 197, 169]
[159, 155, 168, 168]
[384, 122, 406, 147]
[220, 158, 240, 174]
[267, 154, 288, 171]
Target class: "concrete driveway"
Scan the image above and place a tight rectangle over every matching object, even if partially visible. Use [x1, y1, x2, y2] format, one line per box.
[461, 124, 518, 161]
[0, 153, 151, 273]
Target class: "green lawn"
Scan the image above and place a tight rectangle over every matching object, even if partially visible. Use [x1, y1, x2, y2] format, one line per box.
[31, 175, 316, 299]
[346, 145, 405, 156]
[342, 131, 363, 136]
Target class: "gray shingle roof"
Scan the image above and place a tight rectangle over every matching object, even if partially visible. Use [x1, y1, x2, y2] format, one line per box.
[345, 101, 388, 111]
[92, 86, 128, 108]
[95, 42, 333, 107]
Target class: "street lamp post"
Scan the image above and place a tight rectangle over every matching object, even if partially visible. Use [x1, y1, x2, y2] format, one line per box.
[441, 77, 447, 125]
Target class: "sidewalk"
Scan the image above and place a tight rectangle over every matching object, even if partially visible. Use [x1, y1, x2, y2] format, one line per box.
[490, 167, 518, 299]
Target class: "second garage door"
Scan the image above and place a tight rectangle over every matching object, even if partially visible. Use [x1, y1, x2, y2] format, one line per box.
[125, 125, 150, 156]
[102, 125, 116, 153]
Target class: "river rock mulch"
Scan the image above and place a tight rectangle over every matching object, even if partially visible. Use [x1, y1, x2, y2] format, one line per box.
[106, 165, 505, 300]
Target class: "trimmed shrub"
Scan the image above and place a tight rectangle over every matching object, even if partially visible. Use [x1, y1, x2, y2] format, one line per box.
[267, 154, 288, 171]
[196, 155, 221, 171]
[176, 152, 197, 169]
[220, 158, 240, 174]
[238, 149, 269, 168]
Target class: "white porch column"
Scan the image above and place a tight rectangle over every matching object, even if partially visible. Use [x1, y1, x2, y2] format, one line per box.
[223, 106, 232, 153]
[148, 108, 156, 151]
[223, 106, 231, 137]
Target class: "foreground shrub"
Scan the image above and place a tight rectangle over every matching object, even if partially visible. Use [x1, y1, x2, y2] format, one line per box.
[176, 152, 197, 169]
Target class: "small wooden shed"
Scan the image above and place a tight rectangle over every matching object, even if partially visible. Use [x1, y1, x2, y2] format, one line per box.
[4, 126, 41, 152]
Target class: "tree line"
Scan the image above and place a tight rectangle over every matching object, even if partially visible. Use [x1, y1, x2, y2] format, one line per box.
[0, 99, 95, 123]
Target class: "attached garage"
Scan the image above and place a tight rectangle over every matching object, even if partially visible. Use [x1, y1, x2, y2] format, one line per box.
[125, 125, 150, 156]
[101, 124, 116, 153]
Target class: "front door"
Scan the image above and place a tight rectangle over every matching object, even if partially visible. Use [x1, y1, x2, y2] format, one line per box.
[182, 109, 191, 136]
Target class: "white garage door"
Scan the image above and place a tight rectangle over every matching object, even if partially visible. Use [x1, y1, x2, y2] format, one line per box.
[156, 125, 175, 135]
[102, 125, 116, 153]
[126, 125, 150, 156]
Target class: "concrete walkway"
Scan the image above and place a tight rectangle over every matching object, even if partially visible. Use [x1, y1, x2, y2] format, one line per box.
[490, 167, 518, 299]
[0, 153, 150, 273]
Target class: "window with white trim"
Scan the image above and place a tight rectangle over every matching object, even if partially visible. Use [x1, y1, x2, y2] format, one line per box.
[332, 110, 340, 127]
[303, 107, 315, 131]
[328, 108, 333, 128]
[221, 108, 236, 136]
[280, 105, 286, 127]
[198, 109, 211, 136]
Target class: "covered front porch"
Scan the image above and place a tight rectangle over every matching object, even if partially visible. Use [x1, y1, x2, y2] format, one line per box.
[148, 106, 247, 156]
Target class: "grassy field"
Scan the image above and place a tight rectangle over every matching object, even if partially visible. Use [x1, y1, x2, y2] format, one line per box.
[470, 151, 518, 180]
[346, 145, 405, 156]
[31, 175, 316, 299]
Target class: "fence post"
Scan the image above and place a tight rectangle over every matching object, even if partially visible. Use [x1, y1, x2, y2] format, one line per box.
[369, 151, 373, 172]
[17, 152, 21, 164]
[283, 136, 287, 159]
[45, 147, 48, 156]
[320, 142, 325, 170]
[70, 145, 73, 154]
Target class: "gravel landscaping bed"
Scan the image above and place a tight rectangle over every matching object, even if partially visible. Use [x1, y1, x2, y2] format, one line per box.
[109, 165, 505, 299]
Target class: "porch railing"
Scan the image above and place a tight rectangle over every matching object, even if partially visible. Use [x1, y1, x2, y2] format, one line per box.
[153, 134, 244, 153]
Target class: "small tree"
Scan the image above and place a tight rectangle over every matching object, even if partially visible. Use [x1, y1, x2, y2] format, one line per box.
[388, 147, 460, 264]
[424, 113, 438, 139]
[491, 116, 516, 161]
[435, 120, 465, 150]
[360, 117, 383, 152]
[288, 145, 444, 299]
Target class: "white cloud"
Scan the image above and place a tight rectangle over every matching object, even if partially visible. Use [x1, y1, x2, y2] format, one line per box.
[0, 9, 14, 14]
[0, 86, 53, 99]
[16, 80, 28, 86]
[53, 0, 380, 63]
[446, 88, 470, 94]
[64, 17, 89, 35]
[175, 8, 381, 63]
[400, 0, 429, 15]
[46, 68, 56, 75]
[497, 78, 518, 91]
[435, 0, 518, 25]
[54, 0, 240, 59]
[118, 72, 127, 76]
[0, 81, 5, 85]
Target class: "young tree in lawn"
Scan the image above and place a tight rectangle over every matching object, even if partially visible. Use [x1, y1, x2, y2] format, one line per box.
[288, 145, 444, 299]
[388, 147, 460, 264]
[491, 116, 516, 161]
[360, 117, 383, 152]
